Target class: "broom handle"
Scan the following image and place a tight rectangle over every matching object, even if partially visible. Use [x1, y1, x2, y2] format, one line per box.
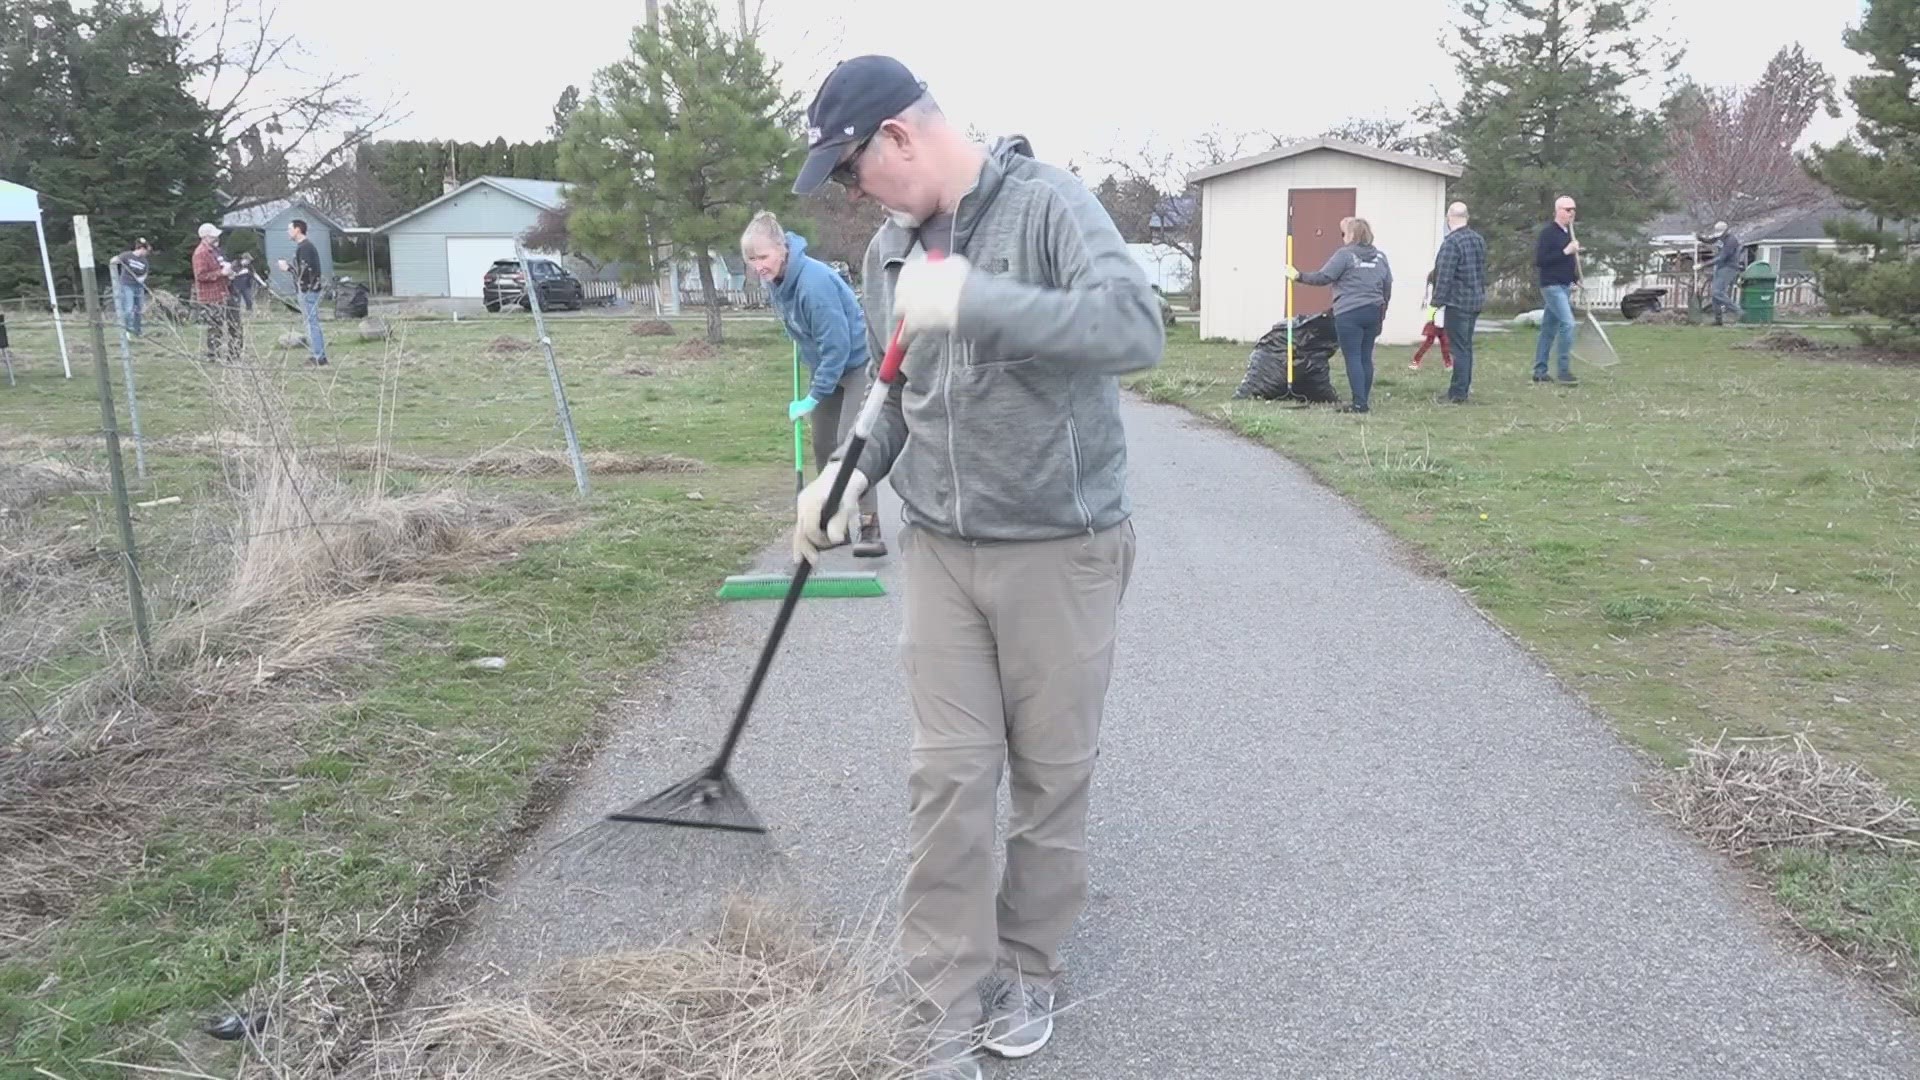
[793, 341, 805, 495]
[708, 302, 919, 775]
[1286, 234, 1295, 383]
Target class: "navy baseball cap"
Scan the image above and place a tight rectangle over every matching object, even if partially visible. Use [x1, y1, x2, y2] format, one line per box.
[793, 55, 927, 195]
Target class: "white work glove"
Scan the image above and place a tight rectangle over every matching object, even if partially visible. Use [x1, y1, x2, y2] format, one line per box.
[1433, 306, 1446, 329]
[794, 464, 869, 564]
[893, 253, 971, 335]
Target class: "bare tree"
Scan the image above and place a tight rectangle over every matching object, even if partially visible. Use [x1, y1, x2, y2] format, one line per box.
[163, 0, 407, 211]
[1100, 129, 1261, 301]
[1316, 116, 1457, 160]
[1663, 44, 1840, 233]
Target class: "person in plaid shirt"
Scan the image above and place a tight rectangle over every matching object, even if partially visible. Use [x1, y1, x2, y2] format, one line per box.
[1429, 202, 1486, 403]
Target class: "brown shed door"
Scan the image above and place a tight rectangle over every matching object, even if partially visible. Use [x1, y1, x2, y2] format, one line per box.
[1288, 187, 1357, 315]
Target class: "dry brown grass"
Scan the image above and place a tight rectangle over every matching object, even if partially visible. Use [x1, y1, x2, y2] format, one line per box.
[1647, 733, 1920, 856]
[1, 455, 116, 684]
[0, 367, 584, 947]
[485, 335, 531, 354]
[341, 898, 927, 1080]
[327, 446, 703, 478]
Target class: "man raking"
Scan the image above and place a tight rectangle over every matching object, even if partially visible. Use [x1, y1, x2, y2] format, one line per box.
[789, 55, 1164, 1080]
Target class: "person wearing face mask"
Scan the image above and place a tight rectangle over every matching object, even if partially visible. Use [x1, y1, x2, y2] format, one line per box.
[788, 54, 1164, 1080]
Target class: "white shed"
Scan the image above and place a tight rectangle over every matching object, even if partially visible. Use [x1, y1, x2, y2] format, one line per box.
[1190, 138, 1464, 345]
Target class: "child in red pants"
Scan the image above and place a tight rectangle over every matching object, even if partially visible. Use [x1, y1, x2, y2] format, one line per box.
[1410, 271, 1453, 372]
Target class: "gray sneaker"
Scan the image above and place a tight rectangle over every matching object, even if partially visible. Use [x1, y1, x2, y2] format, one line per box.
[923, 1033, 982, 1080]
[982, 978, 1055, 1059]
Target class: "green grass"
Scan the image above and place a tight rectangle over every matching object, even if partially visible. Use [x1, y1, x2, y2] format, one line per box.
[0, 312, 800, 1076]
[1132, 320, 1920, 1002]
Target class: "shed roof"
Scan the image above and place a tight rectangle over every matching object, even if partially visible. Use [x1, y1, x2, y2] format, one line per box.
[220, 197, 354, 232]
[1189, 138, 1464, 185]
[1643, 197, 1901, 244]
[371, 175, 568, 233]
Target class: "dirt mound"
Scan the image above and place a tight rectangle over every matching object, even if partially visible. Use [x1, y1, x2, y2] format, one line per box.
[623, 366, 655, 377]
[671, 339, 719, 361]
[485, 336, 530, 354]
[630, 319, 674, 336]
[1736, 328, 1828, 352]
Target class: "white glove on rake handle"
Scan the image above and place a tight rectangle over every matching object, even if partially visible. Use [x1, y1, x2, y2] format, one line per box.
[589, 284, 929, 837]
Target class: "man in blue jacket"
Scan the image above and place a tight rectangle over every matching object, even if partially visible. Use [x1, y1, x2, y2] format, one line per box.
[742, 210, 886, 557]
[1533, 195, 1581, 385]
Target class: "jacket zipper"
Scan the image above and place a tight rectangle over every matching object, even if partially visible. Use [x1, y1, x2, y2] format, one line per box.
[1066, 413, 1093, 529]
[940, 191, 969, 539]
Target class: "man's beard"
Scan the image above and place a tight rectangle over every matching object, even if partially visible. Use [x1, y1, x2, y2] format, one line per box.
[884, 206, 924, 229]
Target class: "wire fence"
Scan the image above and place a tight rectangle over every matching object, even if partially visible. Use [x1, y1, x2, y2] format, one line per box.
[2, 216, 600, 738]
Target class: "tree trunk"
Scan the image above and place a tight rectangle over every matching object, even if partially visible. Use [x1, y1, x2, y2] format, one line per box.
[696, 250, 724, 345]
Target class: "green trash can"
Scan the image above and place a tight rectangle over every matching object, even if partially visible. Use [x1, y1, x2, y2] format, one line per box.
[1739, 260, 1777, 324]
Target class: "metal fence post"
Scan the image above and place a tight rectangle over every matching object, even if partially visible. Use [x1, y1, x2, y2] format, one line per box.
[515, 240, 590, 498]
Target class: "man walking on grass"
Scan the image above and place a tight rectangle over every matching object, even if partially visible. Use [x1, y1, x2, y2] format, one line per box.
[789, 55, 1164, 1080]
[191, 223, 238, 364]
[1533, 195, 1581, 385]
[1701, 221, 1745, 326]
[109, 238, 152, 338]
[277, 218, 328, 366]
[1431, 201, 1486, 403]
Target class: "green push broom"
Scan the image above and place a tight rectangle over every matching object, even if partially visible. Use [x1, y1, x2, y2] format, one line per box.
[716, 342, 884, 601]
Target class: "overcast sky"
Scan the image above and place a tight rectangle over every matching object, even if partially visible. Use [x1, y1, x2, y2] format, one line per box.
[180, 0, 1873, 176]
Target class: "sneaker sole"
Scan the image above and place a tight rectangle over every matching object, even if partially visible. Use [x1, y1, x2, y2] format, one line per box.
[982, 1015, 1053, 1059]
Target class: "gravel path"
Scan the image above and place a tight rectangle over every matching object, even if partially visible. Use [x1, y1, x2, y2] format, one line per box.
[419, 396, 1920, 1078]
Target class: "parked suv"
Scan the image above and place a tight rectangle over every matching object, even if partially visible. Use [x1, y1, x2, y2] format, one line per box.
[483, 258, 585, 312]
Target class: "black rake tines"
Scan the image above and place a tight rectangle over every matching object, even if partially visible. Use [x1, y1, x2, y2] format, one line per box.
[605, 769, 767, 835]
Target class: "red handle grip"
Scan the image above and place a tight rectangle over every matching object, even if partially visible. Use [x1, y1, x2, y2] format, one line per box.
[876, 250, 944, 384]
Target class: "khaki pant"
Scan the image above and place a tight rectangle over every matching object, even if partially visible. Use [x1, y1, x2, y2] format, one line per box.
[896, 518, 1137, 1031]
[810, 375, 879, 518]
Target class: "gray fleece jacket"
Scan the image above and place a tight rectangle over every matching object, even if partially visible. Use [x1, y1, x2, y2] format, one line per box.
[1298, 243, 1393, 316]
[849, 136, 1165, 543]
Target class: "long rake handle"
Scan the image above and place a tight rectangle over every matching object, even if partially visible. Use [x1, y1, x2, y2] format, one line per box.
[706, 303, 917, 775]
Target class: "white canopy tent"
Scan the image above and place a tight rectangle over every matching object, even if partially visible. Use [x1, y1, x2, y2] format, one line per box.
[0, 179, 74, 378]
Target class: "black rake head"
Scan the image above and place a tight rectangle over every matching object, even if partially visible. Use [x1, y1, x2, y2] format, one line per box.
[604, 769, 767, 835]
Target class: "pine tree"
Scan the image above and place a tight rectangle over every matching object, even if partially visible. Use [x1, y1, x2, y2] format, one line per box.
[0, 0, 220, 300]
[559, 0, 802, 344]
[1803, 0, 1920, 346]
[1427, 0, 1680, 286]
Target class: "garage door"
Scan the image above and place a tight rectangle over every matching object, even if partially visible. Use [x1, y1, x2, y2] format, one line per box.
[446, 236, 519, 298]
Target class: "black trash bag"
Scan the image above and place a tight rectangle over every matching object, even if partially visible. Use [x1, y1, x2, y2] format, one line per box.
[1232, 310, 1341, 403]
[334, 280, 369, 320]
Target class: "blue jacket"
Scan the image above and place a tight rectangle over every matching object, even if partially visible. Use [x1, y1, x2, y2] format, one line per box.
[768, 232, 868, 401]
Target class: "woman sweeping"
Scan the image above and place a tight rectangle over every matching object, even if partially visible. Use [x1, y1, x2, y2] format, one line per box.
[741, 210, 886, 557]
[1287, 217, 1393, 413]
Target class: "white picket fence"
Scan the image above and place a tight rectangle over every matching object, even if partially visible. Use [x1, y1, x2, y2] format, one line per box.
[581, 280, 662, 310]
[1493, 272, 1823, 313]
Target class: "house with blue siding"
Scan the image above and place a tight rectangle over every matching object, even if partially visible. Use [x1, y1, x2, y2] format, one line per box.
[372, 176, 576, 299]
[219, 197, 350, 296]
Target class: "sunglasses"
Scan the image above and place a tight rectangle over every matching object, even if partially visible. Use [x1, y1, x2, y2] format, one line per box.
[829, 131, 876, 189]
